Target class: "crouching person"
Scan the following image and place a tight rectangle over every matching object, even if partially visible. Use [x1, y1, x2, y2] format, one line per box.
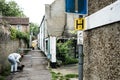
[8, 53, 24, 73]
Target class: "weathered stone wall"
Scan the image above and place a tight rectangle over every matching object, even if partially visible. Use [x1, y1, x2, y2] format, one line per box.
[83, 0, 120, 80]
[0, 26, 26, 73]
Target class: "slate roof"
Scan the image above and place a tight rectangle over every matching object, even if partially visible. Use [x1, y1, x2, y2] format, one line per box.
[0, 17, 29, 25]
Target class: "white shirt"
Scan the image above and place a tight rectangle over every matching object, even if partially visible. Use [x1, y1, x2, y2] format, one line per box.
[9, 53, 21, 63]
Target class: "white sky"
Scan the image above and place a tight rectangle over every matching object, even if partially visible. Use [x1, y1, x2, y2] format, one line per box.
[6, 0, 55, 25]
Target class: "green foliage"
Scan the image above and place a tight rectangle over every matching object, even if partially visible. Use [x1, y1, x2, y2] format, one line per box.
[56, 40, 78, 65]
[51, 71, 78, 80]
[9, 27, 16, 40]
[64, 56, 78, 65]
[16, 30, 29, 42]
[0, 76, 5, 80]
[0, 0, 25, 17]
[65, 74, 78, 78]
[51, 71, 59, 79]
[51, 71, 67, 80]
[10, 27, 29, 46]
[0, 65, 11, 80]
[1, 66, 11, 76]
[30, 23, 39, 37]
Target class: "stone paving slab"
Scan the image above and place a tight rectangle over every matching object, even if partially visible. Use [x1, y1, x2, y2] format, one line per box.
[10, 50, 51, 80]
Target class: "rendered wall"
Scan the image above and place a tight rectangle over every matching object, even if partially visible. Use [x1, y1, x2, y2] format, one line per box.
[45, 0, 65, 36]
[84, 22, 120, 80]
[83, 0, 120, 80]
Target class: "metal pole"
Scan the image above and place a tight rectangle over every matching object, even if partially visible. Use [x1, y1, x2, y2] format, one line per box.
[78, 44, 83, 80]
[77, 14, 84, 80]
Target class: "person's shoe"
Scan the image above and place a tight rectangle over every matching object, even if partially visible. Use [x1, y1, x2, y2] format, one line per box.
[15, 70, 20, 72]
[10, 71, 16, 74]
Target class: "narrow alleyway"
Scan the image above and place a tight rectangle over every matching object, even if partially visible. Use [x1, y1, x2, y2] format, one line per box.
[7, 50, 51, 80]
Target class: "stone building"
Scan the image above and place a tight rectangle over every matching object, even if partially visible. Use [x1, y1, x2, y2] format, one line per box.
[0, 16, 29, 33]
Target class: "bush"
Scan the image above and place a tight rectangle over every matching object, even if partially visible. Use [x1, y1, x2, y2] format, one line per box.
[10, 27, 29, 47]
[10, 27, 16, 40]
[56, 40, 78, 65]
[64, 56, 78, 65]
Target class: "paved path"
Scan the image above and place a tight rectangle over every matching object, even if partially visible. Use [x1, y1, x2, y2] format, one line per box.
[8, 50, 51, 80]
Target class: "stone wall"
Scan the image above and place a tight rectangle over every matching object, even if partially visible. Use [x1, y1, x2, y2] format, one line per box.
[0, 26, 26, 73]
[83, 0, 120, 80]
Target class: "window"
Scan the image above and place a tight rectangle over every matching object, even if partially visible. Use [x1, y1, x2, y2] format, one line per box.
[16, 25, 22, 31]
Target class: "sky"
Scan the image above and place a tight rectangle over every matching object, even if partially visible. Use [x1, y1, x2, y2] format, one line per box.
[6, 0, 55, 25]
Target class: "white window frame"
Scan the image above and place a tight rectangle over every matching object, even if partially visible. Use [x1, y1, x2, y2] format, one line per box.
[16, 25, 22, 31]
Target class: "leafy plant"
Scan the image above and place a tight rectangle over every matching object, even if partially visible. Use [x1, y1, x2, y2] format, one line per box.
[0, 0, 25, 17]
[9, 27, 16, 40]
[56, 40, 78, 65]
[65, 74, 78, 78]
[10, 27, 29, 47]
[51, 71, 78, 80]
[30, 22, 39, 39]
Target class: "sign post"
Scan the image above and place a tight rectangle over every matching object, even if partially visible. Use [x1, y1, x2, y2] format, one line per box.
[77, 31, 83, 45]
[77, 31, 84, 80]
[65, 0, 88, 80]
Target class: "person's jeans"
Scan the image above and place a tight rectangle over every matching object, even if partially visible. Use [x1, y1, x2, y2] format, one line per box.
[8, 56, 18, 72]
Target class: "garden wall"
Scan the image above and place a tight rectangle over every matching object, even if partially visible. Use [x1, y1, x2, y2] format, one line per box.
[0, 26, 26, 73]
[84, 22, 120, 80]
[83, 0, 120, 80]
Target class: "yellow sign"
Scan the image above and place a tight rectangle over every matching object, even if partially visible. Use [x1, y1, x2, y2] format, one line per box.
[74, 18, 85, 30]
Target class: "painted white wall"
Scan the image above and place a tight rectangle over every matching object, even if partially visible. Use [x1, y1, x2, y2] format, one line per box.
[67, 13, 79, 30]
[50, 36, 56, 62]
[86, 0, 120, 30]
[38, 17, 46, 52]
